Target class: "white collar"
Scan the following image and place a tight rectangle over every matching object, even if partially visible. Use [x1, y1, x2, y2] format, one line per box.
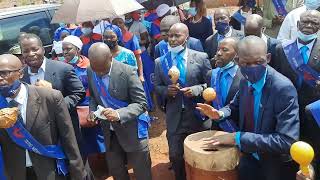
[224, 27, 232, 38]
[6, 83, 27, 105]
[261, 34, 268, 45]
[296, 39, 315, 50]
[27, 58, 46, 75]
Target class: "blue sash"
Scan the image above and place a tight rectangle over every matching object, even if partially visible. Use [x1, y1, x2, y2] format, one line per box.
[160, 52, 205, 121]
[93, 73, 150, 139]
[159, 40, 169, 57]
[306, 100, 320, 128]
[0, 96, 68, 176]
[141, 51, 155, 111]
[232, 11, 246, 25]
[283, 41, 320, 88]
[272, 0, 287, 16]
[210, 69, 238, 132]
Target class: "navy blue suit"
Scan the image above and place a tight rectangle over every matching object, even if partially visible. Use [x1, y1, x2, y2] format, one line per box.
[220, 66, 300, 180]
[154, 37, 204, 59]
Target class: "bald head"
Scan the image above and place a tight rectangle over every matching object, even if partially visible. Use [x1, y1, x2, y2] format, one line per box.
[88, 43, 113, 76]
[215, 37, 239, 67]
[220, 37, 238, 50]
[160, 15, 180, 30]
[0, 54, 22, 71]
[244, 14, 264, 37]
[236, 36, 270, 67]
[169, 23, 189, 36]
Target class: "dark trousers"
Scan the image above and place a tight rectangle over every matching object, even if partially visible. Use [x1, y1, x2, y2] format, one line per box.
[26, 167, 37, 180]
[239, 154, 298, 180]
[105, 131, 152, 180]
[167, 133, 189, 180]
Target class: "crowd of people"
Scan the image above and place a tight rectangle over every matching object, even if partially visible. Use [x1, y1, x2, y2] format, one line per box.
[1, 0, 320, 179]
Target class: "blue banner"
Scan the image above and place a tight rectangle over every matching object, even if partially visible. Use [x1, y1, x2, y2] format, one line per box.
[283, 41, 320, 88]
[232, 11, 247, 25]
[93, 73, 150, 139]
[272, 0, 287, 16]
[0, 96, 68, 177]
[210, 69, 238, 132]
[141, 51, 155, 111]
[306, 100, 320, 128]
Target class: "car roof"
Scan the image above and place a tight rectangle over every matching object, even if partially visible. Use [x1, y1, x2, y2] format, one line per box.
[0, 4, 60, 19]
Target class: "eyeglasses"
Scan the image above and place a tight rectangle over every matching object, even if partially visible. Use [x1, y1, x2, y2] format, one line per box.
[0, 69, 22, 78]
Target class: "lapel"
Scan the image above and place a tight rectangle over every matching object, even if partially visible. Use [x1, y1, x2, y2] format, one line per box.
[43, 59, 56, 84]
[186, 49, 195, 86]
[25, 85, 41, 131]
[22, 67, 31, 84]
[225, 68, 242, 105]
[308, 38, 320, 72]
[256, 67, 273, 131]
[239, 79, 246, 130]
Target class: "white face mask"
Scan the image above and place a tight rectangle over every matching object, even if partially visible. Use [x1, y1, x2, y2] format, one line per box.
[305, 0, 320, 10]
[168, 39, 187, 54]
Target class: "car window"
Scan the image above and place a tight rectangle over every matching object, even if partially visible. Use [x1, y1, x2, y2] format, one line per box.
[0, 11, 58, 54]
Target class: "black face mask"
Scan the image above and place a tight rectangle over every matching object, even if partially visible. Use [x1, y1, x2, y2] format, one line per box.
[105, 40, 117, 50]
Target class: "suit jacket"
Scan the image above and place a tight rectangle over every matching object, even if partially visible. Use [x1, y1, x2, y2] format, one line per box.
[220, 66, 299, 158]
[267, 36, 280, 68]
[274, 38, 320, 161]
[87, 60, 148, 152]
[204, 29, 244, 60]
[206, 68, 243, 107]
[154, 37, 204, 59]
[0, 85, 86, 180]
[154, 49, 212, 135]
[22, 59, 86, 145]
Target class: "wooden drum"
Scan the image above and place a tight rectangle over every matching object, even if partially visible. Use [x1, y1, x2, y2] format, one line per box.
[184, 130, 240, 180]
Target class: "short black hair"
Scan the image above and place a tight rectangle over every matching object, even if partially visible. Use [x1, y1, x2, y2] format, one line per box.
[19, 33, 43, 47]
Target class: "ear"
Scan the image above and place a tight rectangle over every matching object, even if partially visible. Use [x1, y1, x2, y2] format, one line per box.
[266, 53, 271, 64]
[234, 55, 239, 64]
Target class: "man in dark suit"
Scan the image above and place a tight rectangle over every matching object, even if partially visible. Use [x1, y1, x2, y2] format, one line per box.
[244, 14, 280, 67]
[206, 37, 243, 132]
[0, 54, 86, 180]
[274, 10, 320, 179]
[205, 8, 244, 65]
[197, 36, 300, 180]
[19, 34, 85, 150]
[86, 43, 152, 180]
[154, 15, 204, 59]
[154, 23, 211, 180]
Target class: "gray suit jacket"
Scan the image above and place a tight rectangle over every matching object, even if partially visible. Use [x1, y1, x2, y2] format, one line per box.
[0, 85, 86, 180]
[87, 60, 148, 152]
[204, 28, 244, 61]
[21, 59, 85, 146]
[154, 49, 212, 135]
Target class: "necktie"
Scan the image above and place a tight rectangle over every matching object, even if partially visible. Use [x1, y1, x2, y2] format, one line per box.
[219, 71, 228, 105]
[244, 85, 255, 131]
[300, 45, 309, 64]
[176, 55, 186, 84]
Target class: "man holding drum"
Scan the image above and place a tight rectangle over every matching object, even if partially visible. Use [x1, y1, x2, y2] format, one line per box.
[197, 36, 300, 180]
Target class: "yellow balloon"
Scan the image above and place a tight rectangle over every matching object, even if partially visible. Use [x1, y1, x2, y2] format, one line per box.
[290, 141, 314, 176]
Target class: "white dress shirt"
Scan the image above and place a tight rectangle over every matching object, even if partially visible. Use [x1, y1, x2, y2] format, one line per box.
[277, 5, 307, 42]
[261, 34, 268, 45]
[28, 58, 46, 85]
[6, 84, 32, 167]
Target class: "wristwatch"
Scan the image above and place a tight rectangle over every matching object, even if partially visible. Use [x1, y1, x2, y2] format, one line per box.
[218, 110, 224, 120]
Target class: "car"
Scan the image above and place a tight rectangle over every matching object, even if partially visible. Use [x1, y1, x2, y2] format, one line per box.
[0, 4, 61, 57]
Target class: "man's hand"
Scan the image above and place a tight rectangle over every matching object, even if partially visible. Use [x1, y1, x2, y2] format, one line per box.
[196, 103, 221, 120]
[168, 84, 180, 97]
[201, 132, 236, 150]
[272, 15, 284, 26]
[296, 166, 315, 180]
[101, 108, 120, 122]
[139, 75, 145, 83]
[35, 79, 52, 89]
[180, 87, 193, 98]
